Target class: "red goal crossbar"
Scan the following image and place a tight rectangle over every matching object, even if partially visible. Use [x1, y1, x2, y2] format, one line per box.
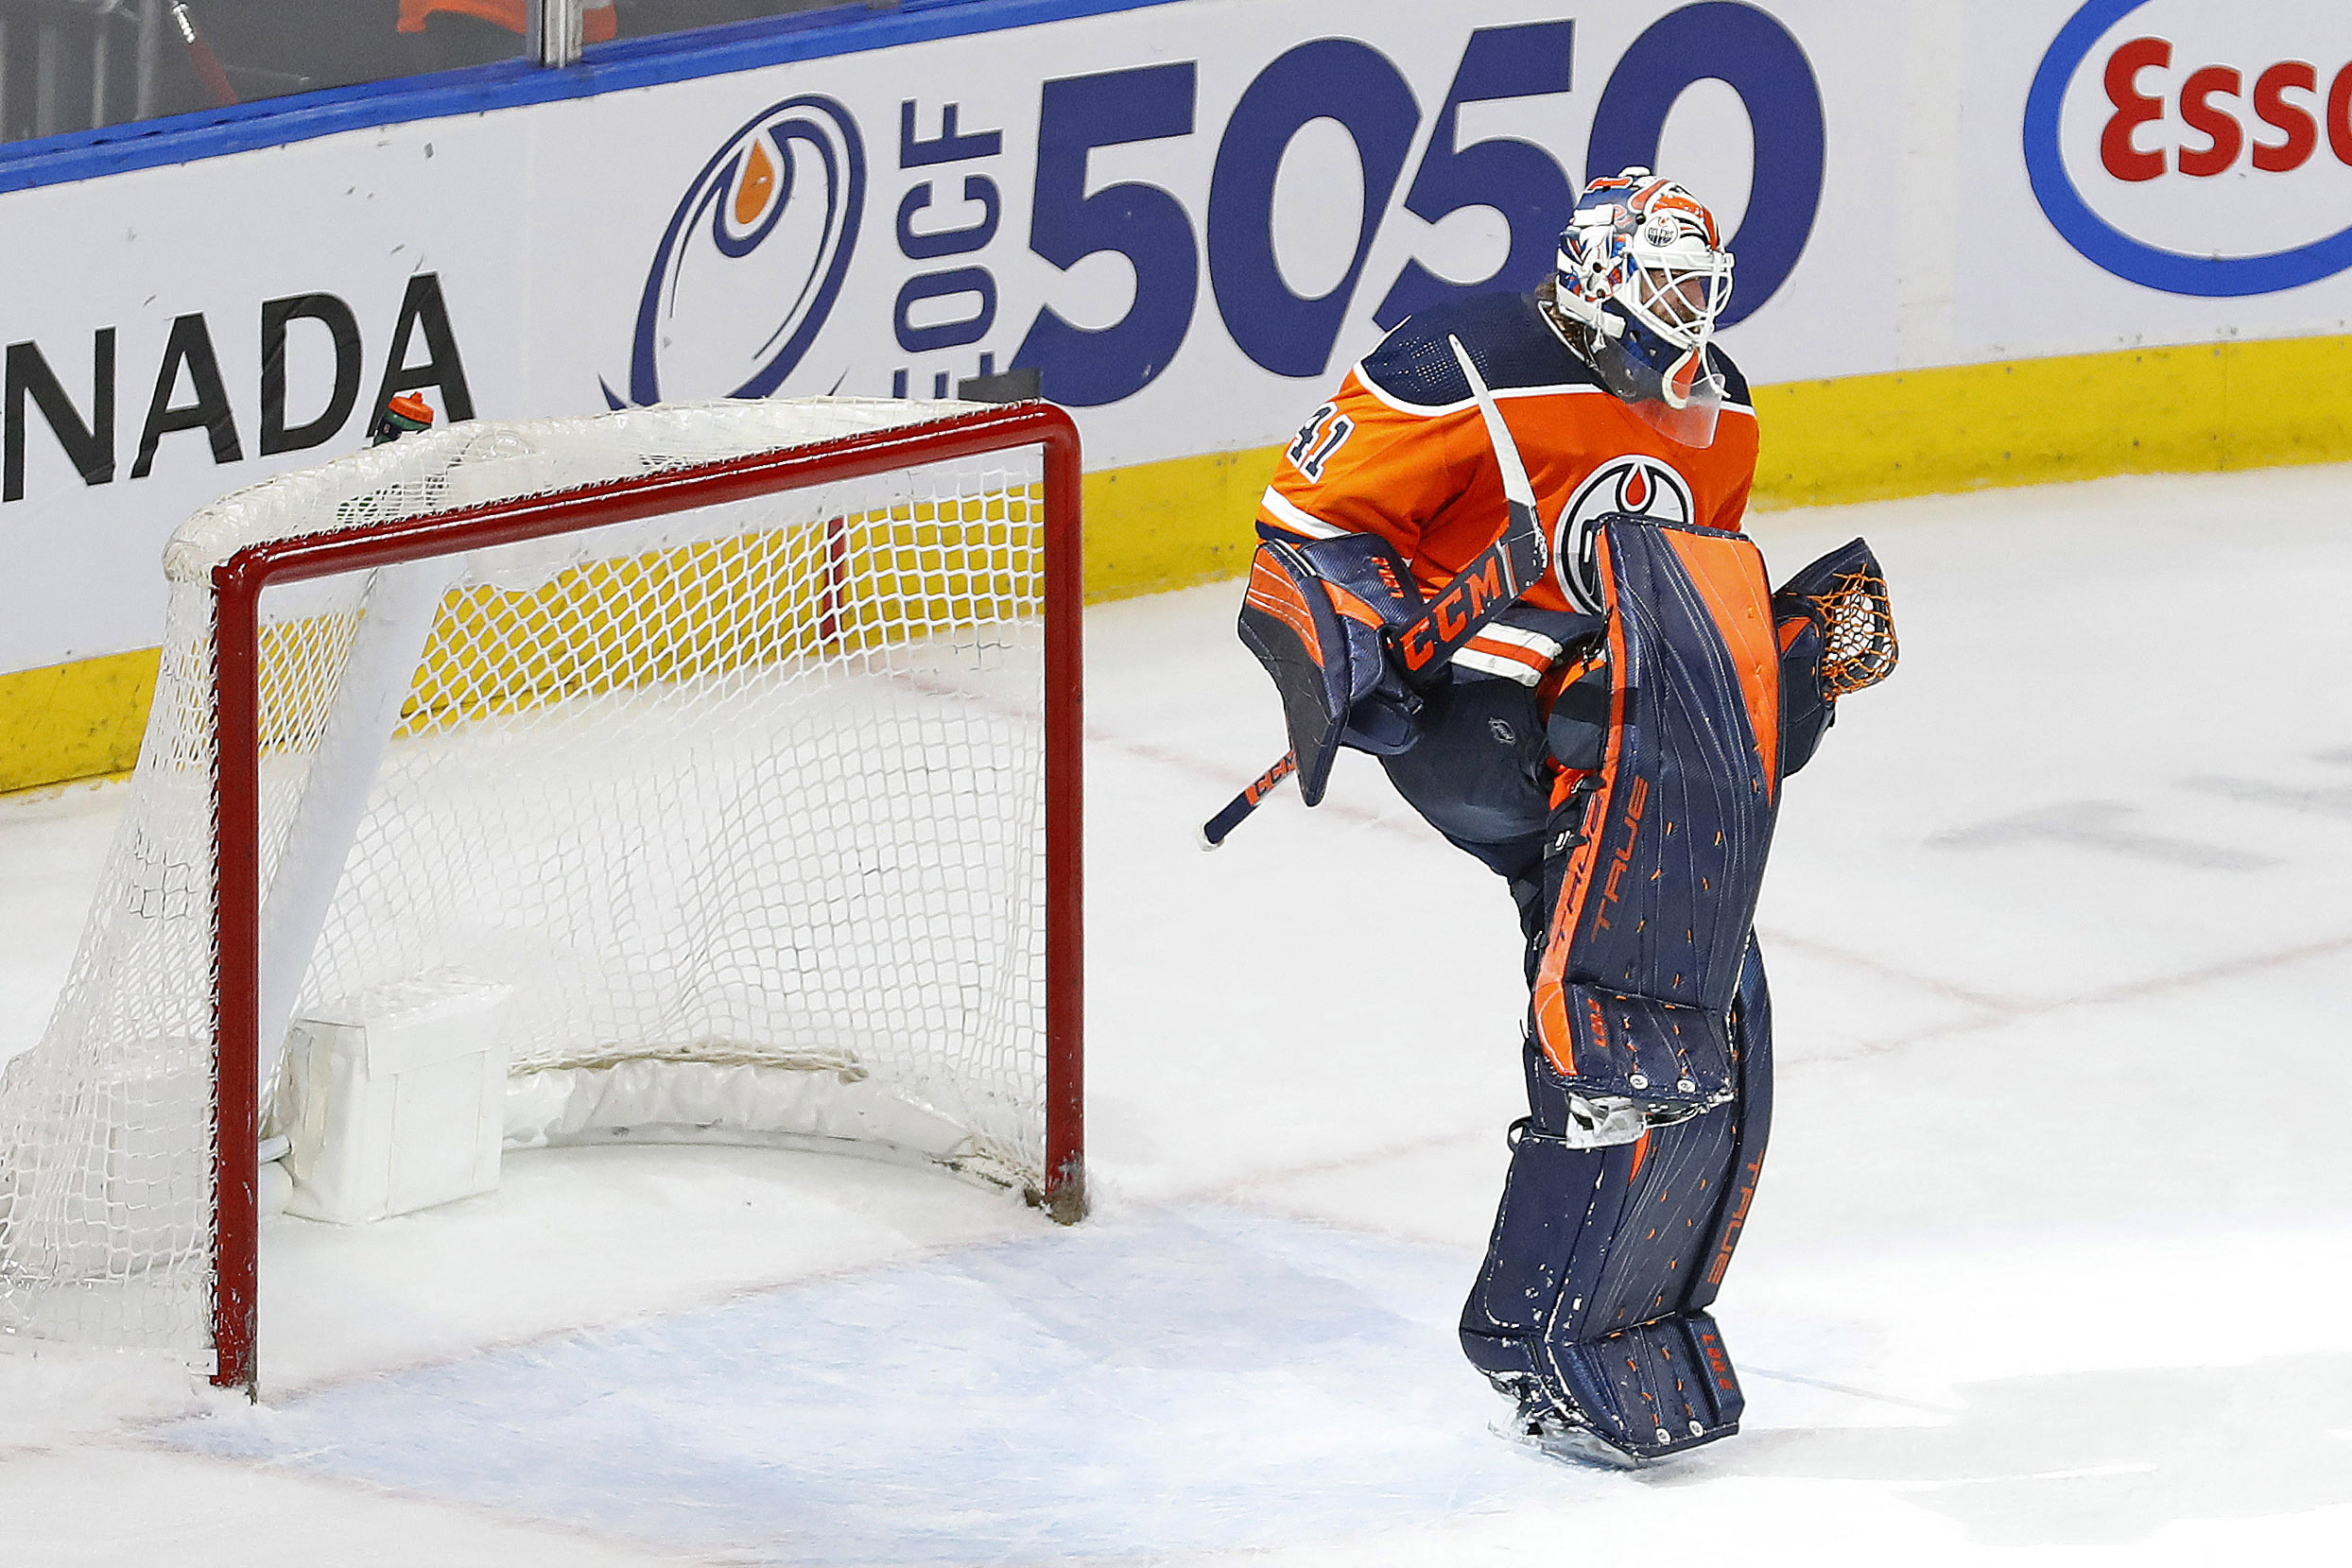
[205, 404, 1085, 1393]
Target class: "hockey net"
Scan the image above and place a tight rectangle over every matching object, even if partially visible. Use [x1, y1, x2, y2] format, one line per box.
[0, 398, 1083, 1387]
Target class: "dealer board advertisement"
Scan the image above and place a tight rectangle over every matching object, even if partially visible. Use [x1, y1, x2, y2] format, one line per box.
[1986, 0, 2352, 352]
[1, 0, 2348, 679]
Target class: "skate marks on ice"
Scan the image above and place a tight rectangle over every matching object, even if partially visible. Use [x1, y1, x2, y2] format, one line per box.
[1789, 740, 2352, 1059]
[2181, 761, 2352, 821]
[154, 1208, 1610, 1564]
[1926, 747, 2352, 870]
[1710, 1354, 2352, 1551]
[1928, 800, 2279, 871]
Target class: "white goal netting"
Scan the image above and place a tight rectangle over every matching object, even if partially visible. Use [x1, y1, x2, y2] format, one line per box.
[0, 398, 1063, 1361]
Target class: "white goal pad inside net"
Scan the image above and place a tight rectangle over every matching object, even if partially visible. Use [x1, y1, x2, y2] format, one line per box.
[0, 397, 1081, 1374]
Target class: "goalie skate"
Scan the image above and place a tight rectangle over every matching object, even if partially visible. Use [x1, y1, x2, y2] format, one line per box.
[1489, 1385, 1645, 1470]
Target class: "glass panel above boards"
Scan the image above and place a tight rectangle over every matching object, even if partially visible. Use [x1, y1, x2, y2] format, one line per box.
[0, 1, 969, 148]
[0, 1, 528, 144]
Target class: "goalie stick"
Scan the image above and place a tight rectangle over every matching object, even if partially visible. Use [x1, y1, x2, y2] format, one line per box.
[169, 2, 239, 109]
[1198, 752, 1297, 849]
[1202, 337, 1552, 848]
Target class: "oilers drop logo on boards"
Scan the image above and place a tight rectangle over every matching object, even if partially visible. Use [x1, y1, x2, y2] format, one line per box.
[607, 96, 866, 408]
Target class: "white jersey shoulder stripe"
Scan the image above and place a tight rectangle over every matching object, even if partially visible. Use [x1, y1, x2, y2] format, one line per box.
[1258, 487, 1349, 539]
[1461, 633, 1553, 677]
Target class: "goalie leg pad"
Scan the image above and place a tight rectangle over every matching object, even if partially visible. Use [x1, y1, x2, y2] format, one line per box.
[1529, 513, 1782, 1117]
[1461, 939, 1774, 1460]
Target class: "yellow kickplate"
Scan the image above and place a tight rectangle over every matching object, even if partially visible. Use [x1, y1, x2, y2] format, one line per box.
[1749, 333, 2352, 510]
[0, 648, 158, 795]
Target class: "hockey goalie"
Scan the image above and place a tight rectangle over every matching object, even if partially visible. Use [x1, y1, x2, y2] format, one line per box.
[1223, 168, 1898, 1464]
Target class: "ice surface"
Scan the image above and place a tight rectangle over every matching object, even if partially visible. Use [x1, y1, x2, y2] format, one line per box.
[5, 465, 2352, 1564]
[163, 1210, 1548, 1563]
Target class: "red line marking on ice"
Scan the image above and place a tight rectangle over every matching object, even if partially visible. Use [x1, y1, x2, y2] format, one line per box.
[1806, 933, 2352, 1062]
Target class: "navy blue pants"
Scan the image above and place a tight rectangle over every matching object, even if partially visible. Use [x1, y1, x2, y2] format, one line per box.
[1377, 670, 1587, 970]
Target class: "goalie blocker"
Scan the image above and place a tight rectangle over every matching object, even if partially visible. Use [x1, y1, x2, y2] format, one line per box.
[1235, 532, 1427, 806]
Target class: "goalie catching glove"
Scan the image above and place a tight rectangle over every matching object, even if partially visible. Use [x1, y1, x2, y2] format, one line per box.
[1237, 533, 1427, 806]
[1772, 536, 1898, 775]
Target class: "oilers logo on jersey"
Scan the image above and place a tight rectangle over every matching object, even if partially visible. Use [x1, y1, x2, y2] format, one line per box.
[1553, 456, 1696, 613]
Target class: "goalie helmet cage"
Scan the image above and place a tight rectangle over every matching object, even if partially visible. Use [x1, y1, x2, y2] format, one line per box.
[0, 398, 1083, 1394]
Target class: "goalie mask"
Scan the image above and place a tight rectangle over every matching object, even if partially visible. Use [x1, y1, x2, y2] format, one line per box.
[1553, 168, 1735, 448]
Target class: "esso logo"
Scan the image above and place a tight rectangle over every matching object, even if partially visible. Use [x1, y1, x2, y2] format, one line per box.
[2098, 42, 2352, 184]
[2026, 0, 2352, 295]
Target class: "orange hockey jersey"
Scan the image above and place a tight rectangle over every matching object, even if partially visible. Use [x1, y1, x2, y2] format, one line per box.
[1255, 291, 1758, 688]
